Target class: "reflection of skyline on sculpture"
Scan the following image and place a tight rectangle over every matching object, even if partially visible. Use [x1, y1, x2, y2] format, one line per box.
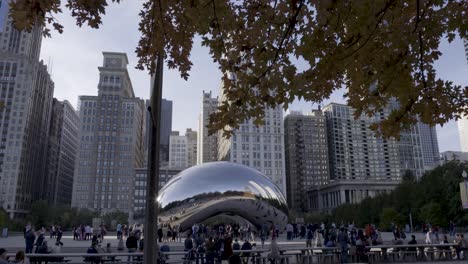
[157, 162, 289, 231]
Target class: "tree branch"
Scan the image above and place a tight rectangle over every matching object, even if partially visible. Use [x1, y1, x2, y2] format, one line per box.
[339, 0, 396, 60]
[256, 0, 305, 81]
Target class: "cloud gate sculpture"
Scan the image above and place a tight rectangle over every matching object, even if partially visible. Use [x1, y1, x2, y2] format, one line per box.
[157, 162, 289, 231]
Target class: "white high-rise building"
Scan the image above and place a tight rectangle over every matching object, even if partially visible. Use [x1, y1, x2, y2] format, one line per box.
[186, 128, 197, 167]
[169, 131, 188, 169]
[72, 52, 145, 214]
[217, 84, 286, 195]
[459, 116, 468, 152]
[458, 38, 468, 152]
[197, 91, 218, 164]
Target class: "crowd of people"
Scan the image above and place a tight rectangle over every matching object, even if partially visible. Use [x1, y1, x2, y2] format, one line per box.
[73, 224, 110, 242]
[176, 222, 283, 264]
[6, 221, 468, 264]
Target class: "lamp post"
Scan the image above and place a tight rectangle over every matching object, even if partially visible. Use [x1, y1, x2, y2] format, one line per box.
[143, 54, 163, 264]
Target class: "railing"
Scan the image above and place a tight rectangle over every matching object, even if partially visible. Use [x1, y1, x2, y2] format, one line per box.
[3, 244, 465, 264]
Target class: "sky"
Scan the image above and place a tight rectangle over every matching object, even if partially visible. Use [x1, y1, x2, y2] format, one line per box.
[40, 1, 467, 152]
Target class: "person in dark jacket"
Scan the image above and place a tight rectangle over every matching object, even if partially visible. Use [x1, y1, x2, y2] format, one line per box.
[184, 234, 194, 251]
[24, 227, 35, 254]
[56, 227, 63, 246]
[223, 235, 233, 260]
[35, 231, 45, 253]
[126, 232, 138, 261]
[86, 242, 100, 264]
[240, 239, 252, 264]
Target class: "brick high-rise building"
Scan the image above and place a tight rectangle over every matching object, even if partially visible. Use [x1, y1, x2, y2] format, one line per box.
[284, 110, 329, 212]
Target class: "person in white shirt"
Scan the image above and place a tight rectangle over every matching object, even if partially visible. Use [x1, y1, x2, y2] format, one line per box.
[425, 230, 433, 244]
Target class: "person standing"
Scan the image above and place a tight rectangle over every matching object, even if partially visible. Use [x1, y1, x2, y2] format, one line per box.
[116, 223, 122, 239]
[24, 226, 35, 254]
[425, 229, 432, 244]
[338, 228, 350, 263]
[240, 239, 252, 264]
[126, 232, 138, 261]
[306, 228, 313, 248]
[286, 223, 293, 241]
[85, 225, 91, 240]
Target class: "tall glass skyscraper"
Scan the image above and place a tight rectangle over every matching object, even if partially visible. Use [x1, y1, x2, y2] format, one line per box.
[0, 1, 55, 218]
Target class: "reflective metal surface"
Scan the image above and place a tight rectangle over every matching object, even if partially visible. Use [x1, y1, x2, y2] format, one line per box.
[157, 162, 289, 231]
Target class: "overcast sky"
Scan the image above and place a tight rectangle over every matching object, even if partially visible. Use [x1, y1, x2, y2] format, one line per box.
[40, 1, 467, 152]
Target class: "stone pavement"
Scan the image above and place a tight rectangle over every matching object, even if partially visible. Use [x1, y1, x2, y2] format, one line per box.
[0, 231, 464, 253]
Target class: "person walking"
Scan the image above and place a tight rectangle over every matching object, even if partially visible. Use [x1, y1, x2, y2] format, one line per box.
[56, 227, 63, 246]
[34, 230, 45, 253]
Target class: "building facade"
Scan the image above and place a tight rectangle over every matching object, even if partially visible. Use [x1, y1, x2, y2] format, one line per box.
[306, 103, 440, 212]
[218, 104, 287, 195]
[324, 103, 402, 182]
[440, 151, 468, 163]
[307, 180, 398, 213]
[197, 91, 218, 164]
[160, 99, 173, 163]
[0, 4, 55, 218]
[72, 52, 145, 214]
[133, 167, 181, 220]
[46, 99, 80, 207]
[459, 116, 468, 152]
[169, 131, 188, 169]
[284, 110, 329, 212]
[186, 128, 197, 168]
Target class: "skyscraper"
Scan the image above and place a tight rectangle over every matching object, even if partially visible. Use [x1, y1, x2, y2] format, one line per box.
[324, 103, 402, 181]
[0, 2, 55, 218]
[217, 83, 286, 194]
[185, 128, 197, 168]
[46, 99, 80, 206]
[159, 99, 173, 163]
[458, 38, 468, 152]
[458, 117, 468, 152]
[72, 52, 145, 214]
[143, 98, 172, 167]
[307, 103, 440, 212]
[197, 91, 218, 164]
[307, 103, 401, 212]
[168, 131, 188, 169]
[284, 110, 329, 212]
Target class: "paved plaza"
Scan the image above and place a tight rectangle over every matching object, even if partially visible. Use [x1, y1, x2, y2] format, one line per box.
[0, 231, 465, 253]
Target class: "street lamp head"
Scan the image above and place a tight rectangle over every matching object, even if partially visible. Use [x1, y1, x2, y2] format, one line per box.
[462, 170, 467, 179]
